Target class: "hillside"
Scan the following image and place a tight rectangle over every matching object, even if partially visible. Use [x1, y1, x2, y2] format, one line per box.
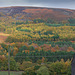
[0, 6, 75, 21]
[0, 6, 75, 74]
[0, 6, 75, 43]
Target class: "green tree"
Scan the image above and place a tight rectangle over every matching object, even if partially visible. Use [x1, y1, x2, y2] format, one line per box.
[10, 57, 19, 71]
[52, 34, 59, 41]
[37, 66, 49, 75]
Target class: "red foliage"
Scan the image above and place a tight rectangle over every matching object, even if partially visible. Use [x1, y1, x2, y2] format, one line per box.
[40, 44, 51, 51]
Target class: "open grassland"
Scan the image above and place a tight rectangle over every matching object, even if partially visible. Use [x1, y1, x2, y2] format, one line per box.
[0, 71, 23, 75]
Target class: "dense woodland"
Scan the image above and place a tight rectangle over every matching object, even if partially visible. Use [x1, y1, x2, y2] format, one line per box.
[0, 7, 75, 75]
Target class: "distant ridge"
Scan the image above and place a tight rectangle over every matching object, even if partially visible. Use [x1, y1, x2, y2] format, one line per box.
[0, 6, 75, 21]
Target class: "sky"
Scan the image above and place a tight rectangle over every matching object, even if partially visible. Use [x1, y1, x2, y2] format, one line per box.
[0, 0, 75, 9]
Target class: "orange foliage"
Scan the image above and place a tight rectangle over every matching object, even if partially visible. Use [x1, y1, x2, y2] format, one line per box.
[71, 41, 75, 43]
[51, 47, 56, 52]
[0, 45, 3, 50]
[54, 45, 60, 51]
[40, 44, 51, 51]
[0, 55, 6, 61]
[42, 57, 45, 63]
[23, 9, 53, 14]
[31, 43, 39, 50]
[67, 47, 74, 52]
[25, 50, 29, 53]
[10, 42, 15, 46]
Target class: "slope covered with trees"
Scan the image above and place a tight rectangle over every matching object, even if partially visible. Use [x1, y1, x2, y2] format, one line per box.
[0, 6, 75, 75]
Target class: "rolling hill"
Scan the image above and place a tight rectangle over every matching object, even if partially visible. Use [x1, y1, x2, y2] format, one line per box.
[0, 6, 75, 21]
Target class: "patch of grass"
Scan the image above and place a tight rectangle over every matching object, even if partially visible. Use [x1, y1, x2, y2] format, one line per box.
[0, 71, 23, 75]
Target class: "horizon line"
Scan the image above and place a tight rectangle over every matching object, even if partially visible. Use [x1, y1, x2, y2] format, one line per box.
[0, 5, 75, 10]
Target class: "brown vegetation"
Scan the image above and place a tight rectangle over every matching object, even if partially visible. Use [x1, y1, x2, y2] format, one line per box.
[0, 32, 9, 43]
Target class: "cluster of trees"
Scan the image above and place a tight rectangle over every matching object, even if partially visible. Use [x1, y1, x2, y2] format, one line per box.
[0, 54, 72, 75]
[5, 23, 75, 42]
[14, 50, 74, 63]
[0, 42, 74, 64]
[0, 13, 75, 75]
[33, 18, 54, 24]
[0, 16, 75, 42]
[23, 59, 71, 75]
[0, 56, 19, 70]
[0, 42, 73, 74]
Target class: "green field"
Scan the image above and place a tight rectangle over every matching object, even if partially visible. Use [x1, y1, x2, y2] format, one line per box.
[0, 71, 23, 75]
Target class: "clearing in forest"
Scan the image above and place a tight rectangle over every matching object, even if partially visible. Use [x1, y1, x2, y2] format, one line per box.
[0, 32, 9, 43]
